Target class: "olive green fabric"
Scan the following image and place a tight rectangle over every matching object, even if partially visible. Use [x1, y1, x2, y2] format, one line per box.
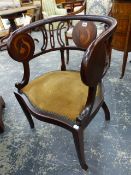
[22, 71, 98, 121]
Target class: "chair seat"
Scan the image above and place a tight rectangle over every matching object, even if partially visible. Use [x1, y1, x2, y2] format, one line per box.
[22, 71, 100, 122]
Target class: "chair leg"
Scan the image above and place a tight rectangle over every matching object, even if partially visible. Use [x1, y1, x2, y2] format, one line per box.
[72, 129, 88, 170]
[120, 15, 131, 79]
[120, 51, 128, 79]
[108, 47, 112, 67]
[65, 36, 69, 64]
[14, 92, 34, 128]
[102, 101, 110, 121]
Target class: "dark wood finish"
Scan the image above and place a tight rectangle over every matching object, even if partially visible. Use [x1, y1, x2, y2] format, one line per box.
[72, 20, 97, 49]
[0, 96, 5, 133]
[111, 0, 131, 78]
[7, 15, 117, 170]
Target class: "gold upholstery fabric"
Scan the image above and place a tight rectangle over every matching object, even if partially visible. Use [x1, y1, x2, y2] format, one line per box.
[22, 71, 99, 121]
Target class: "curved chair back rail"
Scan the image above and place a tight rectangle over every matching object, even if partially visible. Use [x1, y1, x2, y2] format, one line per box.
[7, 15, 116, 54]
[7, 15, 117, 86]
[7, 15, 117, 170]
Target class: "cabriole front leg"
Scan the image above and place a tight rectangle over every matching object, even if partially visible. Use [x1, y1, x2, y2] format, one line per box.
[14, 92, 34, 129]
[72, 126, 88, 170]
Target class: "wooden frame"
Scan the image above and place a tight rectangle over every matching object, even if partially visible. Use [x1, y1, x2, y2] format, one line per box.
[7, 15, 117, 169]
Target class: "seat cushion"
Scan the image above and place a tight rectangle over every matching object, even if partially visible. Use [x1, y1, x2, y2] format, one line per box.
[22, 71, 99, 122]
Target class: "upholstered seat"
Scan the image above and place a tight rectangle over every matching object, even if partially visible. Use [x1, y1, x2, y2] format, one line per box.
[22, 71, 100, 122]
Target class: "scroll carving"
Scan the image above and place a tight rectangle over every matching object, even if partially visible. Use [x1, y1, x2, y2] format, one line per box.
[57, 21, 66, 47]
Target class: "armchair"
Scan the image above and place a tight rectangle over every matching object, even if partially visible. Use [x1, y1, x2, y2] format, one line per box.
[42, 0, 67, 18]
[42, 0, 67, 29]
[7, 15, 117, 170]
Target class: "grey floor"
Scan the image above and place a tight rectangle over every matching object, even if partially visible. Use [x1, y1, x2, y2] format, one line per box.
[0, 41, 131, 174]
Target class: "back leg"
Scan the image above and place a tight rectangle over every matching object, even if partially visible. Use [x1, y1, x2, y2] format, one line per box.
[65, 34, 70, 64]
[14, 92, 34, 128]
[72, 129, 88, 170]
[102, 101, 110, 121]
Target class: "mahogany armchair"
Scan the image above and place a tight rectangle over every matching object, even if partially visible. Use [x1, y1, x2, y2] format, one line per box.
[7, 15, 117, 170]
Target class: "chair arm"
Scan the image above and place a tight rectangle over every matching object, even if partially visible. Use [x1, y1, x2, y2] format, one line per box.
[76, 86, 98, 126]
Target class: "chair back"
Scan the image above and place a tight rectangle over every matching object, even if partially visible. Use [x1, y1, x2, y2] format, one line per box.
[80, 16, 116, 86]
[7, 15, 117, 89]
[42, 0, 57, 16]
